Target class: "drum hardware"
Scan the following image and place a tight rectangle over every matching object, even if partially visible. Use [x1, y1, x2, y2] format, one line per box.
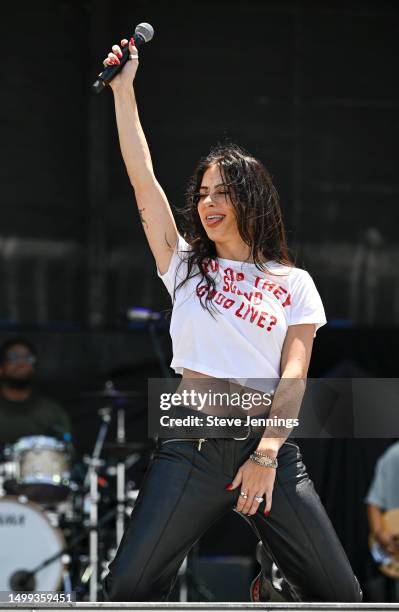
[0, 380, 152, 600]
[124, 487, 139, 518]
[83, 400, 112, 603]
[82, 382, 151, 552]
[61, 555, 73, 593]
[100, 547, 116, 583]
[52, 491, 81, 527]
[44, 509, 60, 529]
[0, 484, 141, 599]
[83, 384, 132, 556]
[0, 399, 113, 598]
[88, 457, 100, 603]
[0, 459, 16, 497]
[116, 391, 126, 550]
[3, 435, 71, 503]
[80, 381, 131, 601]
[124, 452, 141, 470]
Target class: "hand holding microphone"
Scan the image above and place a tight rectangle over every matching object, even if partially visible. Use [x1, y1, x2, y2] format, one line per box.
[92, 22, 154, 94]
[101, 37, 139, 94]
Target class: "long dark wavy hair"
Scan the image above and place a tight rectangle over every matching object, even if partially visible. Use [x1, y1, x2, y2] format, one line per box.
[173, 143, 294, 314]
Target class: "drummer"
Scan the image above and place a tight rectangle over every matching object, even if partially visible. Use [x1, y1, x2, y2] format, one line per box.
[0, 337, 72, 447]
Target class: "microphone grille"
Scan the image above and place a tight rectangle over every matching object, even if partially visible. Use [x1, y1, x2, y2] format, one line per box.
[135, 22, 154, 43]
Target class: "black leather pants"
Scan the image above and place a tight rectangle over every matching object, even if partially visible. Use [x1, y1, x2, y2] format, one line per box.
[103, 436, 362, 602]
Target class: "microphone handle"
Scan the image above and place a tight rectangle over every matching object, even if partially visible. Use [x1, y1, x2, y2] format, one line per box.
[92, 34, 145, 94]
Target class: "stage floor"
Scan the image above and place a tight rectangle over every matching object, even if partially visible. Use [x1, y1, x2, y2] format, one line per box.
[1, 603, 399, 611]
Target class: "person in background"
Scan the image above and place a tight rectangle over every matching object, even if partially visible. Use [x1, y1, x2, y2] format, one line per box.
[365, 440, 399, 601]
[0, 337, 72, 447]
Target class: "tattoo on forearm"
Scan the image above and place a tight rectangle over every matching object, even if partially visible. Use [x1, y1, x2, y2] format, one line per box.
[138, 208, 147, 227]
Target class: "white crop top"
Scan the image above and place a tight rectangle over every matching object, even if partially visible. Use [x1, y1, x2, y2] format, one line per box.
[157, 235, 326, 382]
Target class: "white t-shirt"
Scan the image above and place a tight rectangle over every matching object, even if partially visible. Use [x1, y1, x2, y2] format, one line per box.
[157, 235, 326, 382]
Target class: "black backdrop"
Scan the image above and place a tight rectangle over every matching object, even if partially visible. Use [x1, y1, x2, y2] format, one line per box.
[2, 0, 398, 327]
[1, 0, 399, 599]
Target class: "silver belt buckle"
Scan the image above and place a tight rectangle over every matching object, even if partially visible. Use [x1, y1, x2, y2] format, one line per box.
[233, 423, 251, 441]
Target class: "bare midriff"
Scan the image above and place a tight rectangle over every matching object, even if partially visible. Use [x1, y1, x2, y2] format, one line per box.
[176, 368, 268, 418]
[178, 367, 229, 417]
[182, 367, 213, 380]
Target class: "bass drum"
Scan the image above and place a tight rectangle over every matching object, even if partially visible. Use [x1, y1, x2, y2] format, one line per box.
[0, 497, 65, 591]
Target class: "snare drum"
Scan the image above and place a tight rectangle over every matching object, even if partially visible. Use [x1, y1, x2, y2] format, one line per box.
[0, 496, 65, 591]
[5, 436, 71, 503]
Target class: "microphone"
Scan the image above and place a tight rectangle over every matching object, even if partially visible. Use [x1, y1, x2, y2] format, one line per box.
[127, 307, 161, 322]
[92, 22, 154, 94]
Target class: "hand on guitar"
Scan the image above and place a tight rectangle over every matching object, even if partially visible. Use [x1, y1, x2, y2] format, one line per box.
[376, 529, 399, 556]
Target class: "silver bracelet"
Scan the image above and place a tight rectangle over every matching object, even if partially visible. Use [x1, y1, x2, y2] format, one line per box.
[249, 453, 278, 469]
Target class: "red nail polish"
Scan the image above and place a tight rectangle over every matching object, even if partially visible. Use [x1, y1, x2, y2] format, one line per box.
[117, 51, 122, 58]
[130, 37, 135, 46]
[225, 483, 233, 490]
[264, 510, 270, 516]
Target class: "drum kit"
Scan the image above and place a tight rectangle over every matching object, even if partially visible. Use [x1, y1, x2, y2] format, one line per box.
[0, 381, 153, 601]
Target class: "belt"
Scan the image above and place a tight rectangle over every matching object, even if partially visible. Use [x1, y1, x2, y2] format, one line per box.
[232, 421, 266, 440]
[167, 406, 266, 440]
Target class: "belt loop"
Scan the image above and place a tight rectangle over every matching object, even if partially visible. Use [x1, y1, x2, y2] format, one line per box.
[233, 422, 251, 441]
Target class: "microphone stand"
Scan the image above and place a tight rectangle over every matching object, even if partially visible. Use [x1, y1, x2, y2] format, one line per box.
[12, 504, 119, 596]
[83, 401, 112, 601]
[116, 400, 126, 547]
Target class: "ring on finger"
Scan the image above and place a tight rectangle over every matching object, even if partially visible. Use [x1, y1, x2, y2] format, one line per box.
[255, 495, 264, 504]
[240, 491, 248, 499]
[129, 54, 139, 60]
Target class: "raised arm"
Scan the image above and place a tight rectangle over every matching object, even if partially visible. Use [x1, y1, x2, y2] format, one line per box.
[104, 37, 178, 274]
